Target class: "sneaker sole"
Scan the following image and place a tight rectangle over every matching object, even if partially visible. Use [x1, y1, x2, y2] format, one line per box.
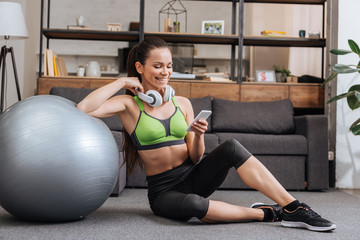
[282, 220, 336, 232]
[250, 202, 265, 208]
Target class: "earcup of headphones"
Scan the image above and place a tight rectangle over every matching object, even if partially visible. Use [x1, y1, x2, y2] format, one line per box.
[164, 85, 175, 102]
[145, 90, 163, 107]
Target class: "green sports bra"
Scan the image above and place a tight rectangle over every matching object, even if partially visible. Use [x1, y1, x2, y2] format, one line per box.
[130, 96, 188, 150]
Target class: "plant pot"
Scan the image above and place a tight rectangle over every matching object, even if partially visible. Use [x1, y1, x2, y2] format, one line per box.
[275, 72, 287, 82]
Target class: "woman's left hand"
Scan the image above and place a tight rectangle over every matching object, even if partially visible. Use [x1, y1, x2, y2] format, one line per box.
[192, 119, 208, 137]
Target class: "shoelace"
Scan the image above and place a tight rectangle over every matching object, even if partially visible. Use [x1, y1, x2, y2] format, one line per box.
[303, 206, 321, 219]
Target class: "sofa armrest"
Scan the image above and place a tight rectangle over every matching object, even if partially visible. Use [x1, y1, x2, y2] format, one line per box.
[294, 115, 328, 190]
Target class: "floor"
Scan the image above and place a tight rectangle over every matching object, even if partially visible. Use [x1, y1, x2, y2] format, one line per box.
[342, 189, 360, 198]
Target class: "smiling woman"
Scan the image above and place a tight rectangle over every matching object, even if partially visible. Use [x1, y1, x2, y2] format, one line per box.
[76, 37, 335, 232]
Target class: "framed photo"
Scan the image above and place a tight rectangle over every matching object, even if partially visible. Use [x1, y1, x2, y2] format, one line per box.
[255, 70, 276, 82]
[201, 20, 224, 35]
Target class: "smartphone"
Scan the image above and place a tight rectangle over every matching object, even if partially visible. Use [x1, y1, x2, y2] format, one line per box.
[186, 110, 212, 132]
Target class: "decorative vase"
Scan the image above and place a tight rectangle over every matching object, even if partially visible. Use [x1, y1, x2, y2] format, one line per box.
[85, 61, 101, 77]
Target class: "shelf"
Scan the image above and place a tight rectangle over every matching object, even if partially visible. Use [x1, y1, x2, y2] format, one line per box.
[183, 0, 325, 4]
[244, 36, 326, 47]
[42, 28, 139, 42]
[145, 32, 238, 45]
[244, 0, 325, 4]
[42, 29, 325, 48]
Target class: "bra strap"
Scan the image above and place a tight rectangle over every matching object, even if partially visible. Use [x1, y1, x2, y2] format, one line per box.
[134, 95, 145, 111]
[171, 96, 179, 108]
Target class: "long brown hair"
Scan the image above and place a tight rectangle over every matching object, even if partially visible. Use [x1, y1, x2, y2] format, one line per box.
[123, 37, 170, 175]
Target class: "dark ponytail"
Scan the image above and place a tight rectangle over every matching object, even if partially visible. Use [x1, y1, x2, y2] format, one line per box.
[122, 37, 170, 175]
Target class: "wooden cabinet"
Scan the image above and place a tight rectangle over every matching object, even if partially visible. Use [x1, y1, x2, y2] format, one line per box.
[37, 77, 324, 109]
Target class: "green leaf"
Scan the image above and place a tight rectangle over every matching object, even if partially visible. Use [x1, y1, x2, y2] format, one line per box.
[350, 117, 360, 130]
[332, 64, 358, 74]
[350, 123, 360, 135]
[327, 92, 351, 104]
[323, 72, 338, 86]
[356, 91, 360, 101]
[347, 85, 360, 110]
[348, 39, 360, 55]
[330, 49, 352, 55]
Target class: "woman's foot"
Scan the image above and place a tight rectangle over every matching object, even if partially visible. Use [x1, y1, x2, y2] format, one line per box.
[281, 202, 336, 232]
[251, 203, 283, 222]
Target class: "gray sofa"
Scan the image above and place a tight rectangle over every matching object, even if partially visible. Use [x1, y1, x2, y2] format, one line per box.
[49, 87, 329, 195]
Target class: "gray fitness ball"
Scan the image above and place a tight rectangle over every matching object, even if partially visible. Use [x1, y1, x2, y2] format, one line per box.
[0, 95, 119, 222]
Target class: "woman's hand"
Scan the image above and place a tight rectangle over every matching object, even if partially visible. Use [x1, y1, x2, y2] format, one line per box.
[118, 77, 144, 95]
[191, 119, 208, 137]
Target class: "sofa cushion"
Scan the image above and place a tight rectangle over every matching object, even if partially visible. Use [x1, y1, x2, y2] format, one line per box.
[204, 133, 219, 154]
[216, 133, 307, 155]
[189, 96, 212, 132]
[212, 98, 295, 134]
[220, 155, 306, 190]
[50, 87, 125, 131]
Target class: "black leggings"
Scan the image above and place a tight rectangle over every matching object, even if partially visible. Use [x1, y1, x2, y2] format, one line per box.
[147, 139, 252, 221]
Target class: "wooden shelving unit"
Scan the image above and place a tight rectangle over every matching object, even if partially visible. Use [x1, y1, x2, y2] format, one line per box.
[38, 0, 326, 111]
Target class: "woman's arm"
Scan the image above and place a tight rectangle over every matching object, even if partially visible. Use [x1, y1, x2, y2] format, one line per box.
[180, 97, 207, 163]
[77, 77, 143, 117]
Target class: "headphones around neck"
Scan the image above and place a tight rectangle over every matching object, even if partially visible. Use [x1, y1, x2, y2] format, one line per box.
[136, 85, 175, 107]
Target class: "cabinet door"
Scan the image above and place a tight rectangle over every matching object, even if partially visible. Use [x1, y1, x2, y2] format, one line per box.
[169, 81, 191, 98]
[240, 84, 289, 102]
[37, 78, 90, 95]
[289, 85, 325, 108]
[191, 82, 240, 101]
[89, 79, 115, 89]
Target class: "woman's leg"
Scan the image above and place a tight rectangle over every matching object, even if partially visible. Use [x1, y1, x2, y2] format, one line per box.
[183, 139, 268, 222]
[236, 156, 296, 207]
[191, 139, 294, 222]
[202, 200, 264, 223]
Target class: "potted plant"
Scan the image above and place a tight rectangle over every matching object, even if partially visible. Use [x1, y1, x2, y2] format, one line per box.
[273, 65, 291, 82]
[324, 39, 360, 135]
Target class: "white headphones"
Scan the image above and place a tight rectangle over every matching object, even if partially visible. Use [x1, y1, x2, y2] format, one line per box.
[136, 85, 175, 107]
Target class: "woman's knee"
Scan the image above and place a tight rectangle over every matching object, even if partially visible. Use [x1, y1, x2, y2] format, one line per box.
[226, 138, 252, 169]
[182, 194, 209, 220]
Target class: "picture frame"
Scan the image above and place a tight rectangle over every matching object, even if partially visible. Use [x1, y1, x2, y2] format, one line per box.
[201, 20, 224, 35]
[255, 70, 276, 82]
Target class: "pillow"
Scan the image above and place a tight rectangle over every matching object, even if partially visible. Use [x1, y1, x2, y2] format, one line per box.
[212, 98, 295, 134]
[189, 96, 212, 132]
[50, 87, 125, 131]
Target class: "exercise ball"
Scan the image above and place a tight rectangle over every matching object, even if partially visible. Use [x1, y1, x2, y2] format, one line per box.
[0, 95, 119, 222]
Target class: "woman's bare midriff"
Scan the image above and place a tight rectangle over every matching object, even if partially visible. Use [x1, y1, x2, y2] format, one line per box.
[138, 143, 189, 176]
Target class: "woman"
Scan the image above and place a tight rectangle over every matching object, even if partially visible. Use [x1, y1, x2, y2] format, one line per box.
[77, 37, 335, 232]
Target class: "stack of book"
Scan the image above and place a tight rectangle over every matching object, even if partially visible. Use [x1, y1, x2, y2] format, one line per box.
[203, 72, 232, 82]
[261, 30, 286, 37]
[67, 25, 91, 30]
[43, 49, 68, 77]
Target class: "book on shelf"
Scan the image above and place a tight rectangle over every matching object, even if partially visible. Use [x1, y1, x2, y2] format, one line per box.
[203, 72, 232, 82]
[56, 57, 68, 76]
[44, 48, 68, 77]
[67, 25, 91, 30]
[46, 49, 54, 76]
[261, 30, 286, 37]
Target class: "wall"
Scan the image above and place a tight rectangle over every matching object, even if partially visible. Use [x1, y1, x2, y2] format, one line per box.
[0, 0, 27, 110]
[336, 0, 360, 189]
